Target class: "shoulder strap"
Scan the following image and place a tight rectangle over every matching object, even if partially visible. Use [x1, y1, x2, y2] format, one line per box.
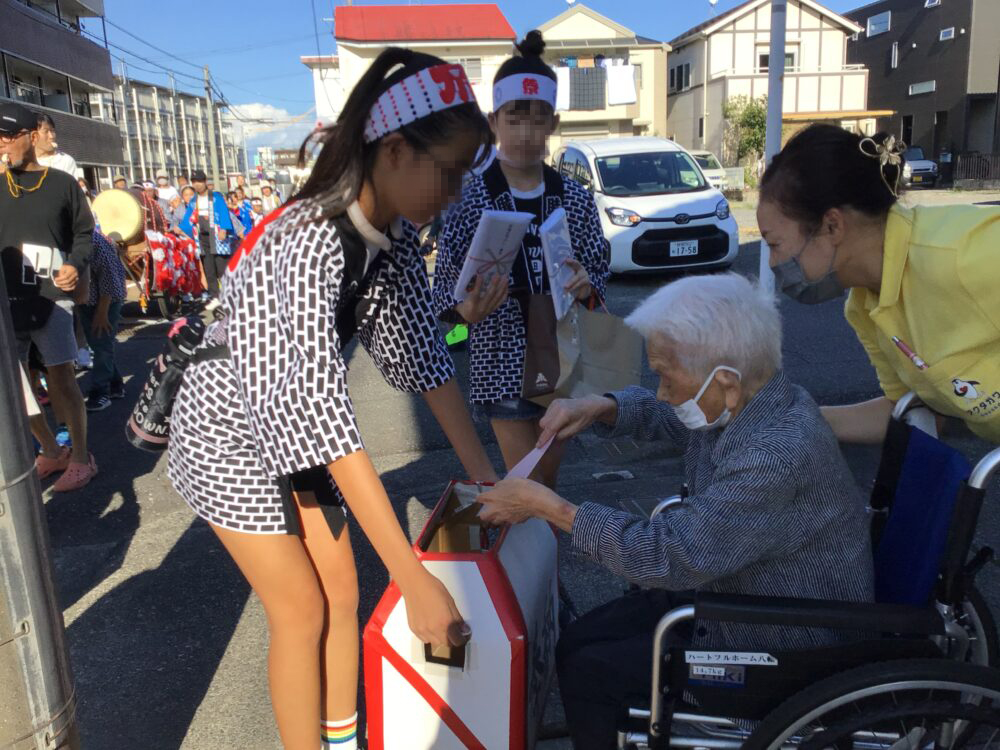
[480, 158, 509, 204]
[542, 164, 564, 202]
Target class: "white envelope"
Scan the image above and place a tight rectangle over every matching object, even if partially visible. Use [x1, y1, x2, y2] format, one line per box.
[539, 208, 577, 320]
[453, 210, 534, 302]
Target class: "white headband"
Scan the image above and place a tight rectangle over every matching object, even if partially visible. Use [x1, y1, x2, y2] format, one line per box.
[492, 73, 557, 110]
[364, 63, 477, 143]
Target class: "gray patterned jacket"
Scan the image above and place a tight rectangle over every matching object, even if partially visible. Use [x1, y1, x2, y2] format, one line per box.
[572, 372, 875, 650]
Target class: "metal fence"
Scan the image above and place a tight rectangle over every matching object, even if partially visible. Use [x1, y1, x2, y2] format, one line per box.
[955, 153, 1000, 181]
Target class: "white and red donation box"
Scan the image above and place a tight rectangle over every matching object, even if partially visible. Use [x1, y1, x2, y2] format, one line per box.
[364, 480, 559, 750]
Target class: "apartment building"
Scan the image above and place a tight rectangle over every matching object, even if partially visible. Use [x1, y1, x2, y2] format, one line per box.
[668, 0, 884, 160]
[845, 0, 1000, 162]
[101, 76, 246, 184]
[0, 0, 124, 187]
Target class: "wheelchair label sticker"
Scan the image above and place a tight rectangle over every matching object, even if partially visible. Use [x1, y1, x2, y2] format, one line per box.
[689, 664, 745, 687]
[685, 651, 778, 666]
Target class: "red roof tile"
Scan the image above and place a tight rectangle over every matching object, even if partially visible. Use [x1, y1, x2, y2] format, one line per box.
[334, 4, 516, 43]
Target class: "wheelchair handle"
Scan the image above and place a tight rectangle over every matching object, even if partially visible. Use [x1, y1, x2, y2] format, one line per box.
[649, 495, 684, 520]
[649, 604, 695, 739]
[968, 446, 1000, 491]
[892, 392, 926, 421]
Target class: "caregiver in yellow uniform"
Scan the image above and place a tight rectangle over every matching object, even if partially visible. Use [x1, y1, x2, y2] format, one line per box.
[756, 123, 1000, 444]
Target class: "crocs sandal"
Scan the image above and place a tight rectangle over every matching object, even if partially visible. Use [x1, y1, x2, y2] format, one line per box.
[52, 454, 98, 493]
[35, 446, 70, 479]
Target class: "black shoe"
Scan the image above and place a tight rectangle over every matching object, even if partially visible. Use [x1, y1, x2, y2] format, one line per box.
[109, 381, 126, 400]
[86, 393, 111, 412]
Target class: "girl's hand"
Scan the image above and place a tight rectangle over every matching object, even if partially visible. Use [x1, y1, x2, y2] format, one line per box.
[455, 273, 509, 325]
[562, 258, 592, 301]
[399, 569, 471, 648]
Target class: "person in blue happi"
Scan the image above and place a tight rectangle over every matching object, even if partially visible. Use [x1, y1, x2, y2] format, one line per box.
[179, 168, 236, 295]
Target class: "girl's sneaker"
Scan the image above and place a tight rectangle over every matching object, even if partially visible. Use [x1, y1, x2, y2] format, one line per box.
[55, 424, 71, 448]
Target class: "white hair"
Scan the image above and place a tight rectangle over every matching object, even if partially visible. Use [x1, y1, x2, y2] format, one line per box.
[625, 273, 782, 387]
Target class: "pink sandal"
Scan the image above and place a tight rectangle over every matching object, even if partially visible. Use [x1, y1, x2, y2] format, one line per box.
[52, 454, 98, 493]
[36, 447, 71, 479]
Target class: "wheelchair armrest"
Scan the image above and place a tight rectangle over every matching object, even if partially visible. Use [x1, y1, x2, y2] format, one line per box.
[693, 592, 946, 636]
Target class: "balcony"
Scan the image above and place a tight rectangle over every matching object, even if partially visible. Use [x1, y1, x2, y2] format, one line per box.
[711, 64, 868, 116]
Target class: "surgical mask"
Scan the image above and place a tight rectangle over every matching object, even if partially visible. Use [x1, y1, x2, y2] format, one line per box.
[772, 234, 844, 305]
[672, 366, 742, 432]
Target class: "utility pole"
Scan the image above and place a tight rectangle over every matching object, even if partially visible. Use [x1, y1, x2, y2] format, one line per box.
[119, 60, 135, 184]
[203, 66, 222, 187]
[759, 0, 787, 292]
[0, 279, 80, 750]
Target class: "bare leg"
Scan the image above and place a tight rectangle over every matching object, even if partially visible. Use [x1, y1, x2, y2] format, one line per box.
[44, 362, 87, 463]
[490, 417, 567, 489]
[297, 493, 361, 720]
[210, 523, 325, 750]
[29, 414, 60, 457]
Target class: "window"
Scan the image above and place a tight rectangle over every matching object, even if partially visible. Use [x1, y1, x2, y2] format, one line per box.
[867, 11, 891, 36]
[558, 150, 579, 180]
[850, 32, 859, 42]
[669, 67, 676, 91]
[758, 51, 796, 73]
[902, 114, 913, 144]
[698, 117, 704, 139]
[925, 0, 941, 7]
[939, 27, 955, 40]
[909, 80, 936, 95]
[4, 54, 71, 112]
[683, 63, 691, 90]
[448, 57, 482, 81]
[574, 158, 593, 189]
[594, 151, 707, 196]
[891, 41, 899, 69]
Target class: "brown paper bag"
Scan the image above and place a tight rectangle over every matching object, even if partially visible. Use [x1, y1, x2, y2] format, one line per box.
[528, 304, 643, 407]
[520, 293, 575, 400]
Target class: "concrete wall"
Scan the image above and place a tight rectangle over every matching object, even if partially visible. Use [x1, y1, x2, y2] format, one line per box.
[968, 0, 1000, 95]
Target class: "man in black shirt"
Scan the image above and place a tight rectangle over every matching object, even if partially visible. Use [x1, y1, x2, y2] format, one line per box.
[0, 101, 97, 492]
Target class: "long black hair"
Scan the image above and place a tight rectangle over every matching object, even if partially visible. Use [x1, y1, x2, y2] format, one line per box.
[294, 47, 492, 218]
[493, 30, 557, 115]
[760, 124, 901, 231]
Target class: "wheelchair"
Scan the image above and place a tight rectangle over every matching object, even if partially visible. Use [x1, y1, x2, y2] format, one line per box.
[617, 393, 1000, 749]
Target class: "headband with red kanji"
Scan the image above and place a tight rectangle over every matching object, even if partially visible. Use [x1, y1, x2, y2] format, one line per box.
[364, 63, 478, 143]
[492, 73, 557, 110]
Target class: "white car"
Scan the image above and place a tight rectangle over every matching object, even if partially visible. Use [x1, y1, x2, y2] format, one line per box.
[689, 149, 728, 191]
[553, 137, 739, 274]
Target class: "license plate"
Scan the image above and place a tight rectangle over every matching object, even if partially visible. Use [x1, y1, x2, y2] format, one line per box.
[669, 240, 699, 257]
[912, 176, 922, 183]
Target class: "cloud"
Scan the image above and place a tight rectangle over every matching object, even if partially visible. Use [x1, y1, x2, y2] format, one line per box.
[222, 102, 317, 153]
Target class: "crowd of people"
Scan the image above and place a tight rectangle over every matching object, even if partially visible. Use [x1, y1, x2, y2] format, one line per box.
[2, 28, 998, 750]
[0, 99, 283, 492]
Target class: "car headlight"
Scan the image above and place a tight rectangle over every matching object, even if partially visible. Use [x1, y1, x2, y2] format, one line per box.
[930, 163, 938, 173]
[903, 163, 912, 176]
[715, 199, 730, 220]
[605, 207, 642, 227]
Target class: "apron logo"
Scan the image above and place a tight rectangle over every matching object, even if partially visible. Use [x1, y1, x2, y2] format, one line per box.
[952, 378, 981, 400]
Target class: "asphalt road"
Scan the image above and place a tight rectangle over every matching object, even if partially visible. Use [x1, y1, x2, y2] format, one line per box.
[38, 241, 999, 749]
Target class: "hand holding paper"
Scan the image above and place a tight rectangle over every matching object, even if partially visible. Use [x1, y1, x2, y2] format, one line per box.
[453, 209, 534, 303]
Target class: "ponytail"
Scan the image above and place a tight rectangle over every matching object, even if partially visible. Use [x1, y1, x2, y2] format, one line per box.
[760, 124, 901, 231]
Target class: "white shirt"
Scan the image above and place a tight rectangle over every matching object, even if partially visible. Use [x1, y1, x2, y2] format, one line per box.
[38, 151, 79, 178]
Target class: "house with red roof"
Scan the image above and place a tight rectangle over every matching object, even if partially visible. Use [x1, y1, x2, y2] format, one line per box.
[302, 3, 516, 124]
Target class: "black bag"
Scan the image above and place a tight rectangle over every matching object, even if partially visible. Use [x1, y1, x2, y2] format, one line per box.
[125, 316, 209, 451]
[10, 296, 55, 332]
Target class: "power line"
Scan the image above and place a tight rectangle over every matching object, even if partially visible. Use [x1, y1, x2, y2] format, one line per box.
[103, 17, 204, 72]
[150, 34, 317, 61]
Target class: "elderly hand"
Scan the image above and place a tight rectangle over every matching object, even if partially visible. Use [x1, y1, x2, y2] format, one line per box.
[537, 394, 617, 448]
[479, 478, 577, 531]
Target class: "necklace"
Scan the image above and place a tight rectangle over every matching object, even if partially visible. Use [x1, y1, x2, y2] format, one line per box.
[6, 167, 50, 198]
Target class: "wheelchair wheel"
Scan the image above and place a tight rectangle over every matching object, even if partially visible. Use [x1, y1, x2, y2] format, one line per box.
[743, 659, 1000, 750]
[961, 586, 999, 668]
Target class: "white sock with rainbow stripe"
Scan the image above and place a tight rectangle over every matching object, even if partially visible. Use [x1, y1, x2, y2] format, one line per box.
[321, 713, 358, 749]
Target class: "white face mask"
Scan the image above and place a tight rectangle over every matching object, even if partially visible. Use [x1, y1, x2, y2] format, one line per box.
[672, 366, 742, 432]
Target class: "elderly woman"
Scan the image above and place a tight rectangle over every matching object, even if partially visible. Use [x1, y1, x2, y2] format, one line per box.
[479, 273, 874, 750]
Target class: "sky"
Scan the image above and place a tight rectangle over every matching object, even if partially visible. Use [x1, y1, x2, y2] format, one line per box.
[83, 0, 863, 153]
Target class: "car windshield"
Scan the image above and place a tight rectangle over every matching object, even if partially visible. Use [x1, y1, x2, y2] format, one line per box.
[596, 151, 708, 196]
[904, 147, 925, 161]
[694, 153, 722, 171]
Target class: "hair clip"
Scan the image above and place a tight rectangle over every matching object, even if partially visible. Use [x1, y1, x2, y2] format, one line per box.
[859, 134, 906, 198]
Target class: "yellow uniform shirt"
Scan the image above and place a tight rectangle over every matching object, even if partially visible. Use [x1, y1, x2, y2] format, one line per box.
[845, 203, 1000, 443]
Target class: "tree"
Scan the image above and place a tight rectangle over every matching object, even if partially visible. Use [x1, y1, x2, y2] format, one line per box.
[722, 94, 768, 166]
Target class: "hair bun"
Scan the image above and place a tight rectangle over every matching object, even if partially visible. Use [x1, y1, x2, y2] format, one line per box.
[516, 30, 546, 58]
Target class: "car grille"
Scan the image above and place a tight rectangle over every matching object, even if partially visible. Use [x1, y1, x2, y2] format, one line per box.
[631, 226, 730, 268]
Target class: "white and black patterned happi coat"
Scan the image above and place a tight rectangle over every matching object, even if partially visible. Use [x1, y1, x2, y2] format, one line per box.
[168, 198, 455, 534]
[433, 165, 610, 404]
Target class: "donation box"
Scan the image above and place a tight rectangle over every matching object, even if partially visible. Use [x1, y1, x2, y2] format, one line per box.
[364, 480, 559, 749]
